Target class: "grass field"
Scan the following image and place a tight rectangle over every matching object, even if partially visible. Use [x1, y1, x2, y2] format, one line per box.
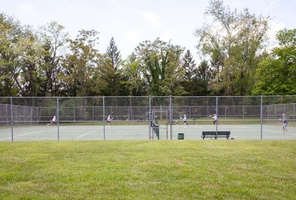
[1, 140, 296, 200]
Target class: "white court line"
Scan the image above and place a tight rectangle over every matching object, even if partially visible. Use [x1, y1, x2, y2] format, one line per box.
[0, 131, 44, 140]
[228, 125, 252, 129]
[76, 131, 93, 139]
[262, 129, 282, 134]
[251, 129, 296, 137]
[262, 129, 296, 135]
[59, 126, 103, 130]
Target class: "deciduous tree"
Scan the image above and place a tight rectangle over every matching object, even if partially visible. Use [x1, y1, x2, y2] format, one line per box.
[121, 53, 146, 96]
[61, 29, 100, 96]
[195, 0, 269, 96]
[0, 13, 23, 96]
[134, 38, 184, 96]
[252, 29, 296, 95]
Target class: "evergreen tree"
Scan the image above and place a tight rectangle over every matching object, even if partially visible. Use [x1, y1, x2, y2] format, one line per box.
[99, 37, 129, 96]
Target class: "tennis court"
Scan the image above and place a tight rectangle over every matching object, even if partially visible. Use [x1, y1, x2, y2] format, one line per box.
[1, 123, 295, 141]
[1, 96, 295, 141]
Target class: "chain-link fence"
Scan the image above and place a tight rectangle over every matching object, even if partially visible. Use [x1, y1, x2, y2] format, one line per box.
[0, 96, 295, 141]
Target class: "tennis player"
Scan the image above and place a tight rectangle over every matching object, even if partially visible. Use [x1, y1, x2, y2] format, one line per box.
[107, 115, 112, 126]
[212, 114, 217, 125]
[281, 114, 288, 133]
[183, 114, 188, 126]
[47, 115, 57, 126]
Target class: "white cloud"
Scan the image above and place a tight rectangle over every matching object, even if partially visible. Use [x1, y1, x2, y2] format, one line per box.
[269, 19, 285, 33]
[161, 31, 174, 42]
[138, 11, 162, 28]
[107, 0, 120, 5]
[266, 19, 285, 49]
[123, 30, 141, 44]
[18, 3, 34, 12]
[270, 0, 277, 6]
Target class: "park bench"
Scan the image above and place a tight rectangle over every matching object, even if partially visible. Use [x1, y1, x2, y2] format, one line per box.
[202, 131, 230, 140]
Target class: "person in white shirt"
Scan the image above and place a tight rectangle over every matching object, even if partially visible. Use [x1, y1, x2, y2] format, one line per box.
[212, 114, 217, 125]
[281, 114, 288, 133]
[107, 115, 112, 126]
[47, 115, 57, 126]
[183, 114, 188, 126]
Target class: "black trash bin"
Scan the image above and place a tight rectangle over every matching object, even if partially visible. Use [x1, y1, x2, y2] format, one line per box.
[178, 133, 184, 140]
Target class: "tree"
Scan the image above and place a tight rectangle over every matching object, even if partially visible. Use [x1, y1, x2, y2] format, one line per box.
[0, 15, 71, 97]
[0, 13, 45, 96]
[106, 37, 122, 70]
[252, 29, 296, 95]
[195, 0, 269, 96]
[0, 13, 23, 96]
[38, 21, 69, 96]
[180, 51, 213, 96]
[99, 37, 129, 96]
[179, 50, 197, 95]
[61, 29, 100, 96]
[121, 53, 146, 96]
[14, 29, 44, 96]
[196, 60, 214, 95]
[134, 38, 184, 96]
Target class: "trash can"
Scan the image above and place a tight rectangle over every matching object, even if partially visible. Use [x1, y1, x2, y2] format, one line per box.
[178, 133, 184, 140]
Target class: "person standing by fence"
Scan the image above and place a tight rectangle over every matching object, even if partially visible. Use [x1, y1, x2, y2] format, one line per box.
[183, 114, 188, 126]
[281, 114, 288, 133]
[107, 115, 112, 126]
[212, 114, 217, 125]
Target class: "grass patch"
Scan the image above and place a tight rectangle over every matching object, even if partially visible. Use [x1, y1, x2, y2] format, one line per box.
[0, 140, 296, 199]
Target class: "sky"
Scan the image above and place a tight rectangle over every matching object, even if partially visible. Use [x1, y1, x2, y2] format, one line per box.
[1, 0, 295, 59]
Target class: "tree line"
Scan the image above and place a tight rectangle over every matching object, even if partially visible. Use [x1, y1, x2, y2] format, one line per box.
[0, 0, 295, 97]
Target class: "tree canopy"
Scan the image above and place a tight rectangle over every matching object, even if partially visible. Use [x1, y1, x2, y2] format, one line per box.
[252, 29, 296, 95]
[0, 0, 295, 97]
[195, 0, 270, 96]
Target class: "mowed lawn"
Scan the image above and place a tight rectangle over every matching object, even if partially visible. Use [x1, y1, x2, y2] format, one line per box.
[0, 140, 295, 200]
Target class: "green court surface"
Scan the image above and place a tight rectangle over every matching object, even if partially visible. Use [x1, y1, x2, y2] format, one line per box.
[1, 124, 295, 141]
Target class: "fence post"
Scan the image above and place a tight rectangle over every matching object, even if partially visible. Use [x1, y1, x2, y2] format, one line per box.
[170, 95, 172, 140]
[216, 96, 218, 137]
[10, 97, 14, 142]
[56, 98, 60, 141]
[260, 95, 263, 140]
[103, 96, 105, 140]
[149, 96, 152, 140]
[293, 103, 296, 125]
[129, 96, 132, 121]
